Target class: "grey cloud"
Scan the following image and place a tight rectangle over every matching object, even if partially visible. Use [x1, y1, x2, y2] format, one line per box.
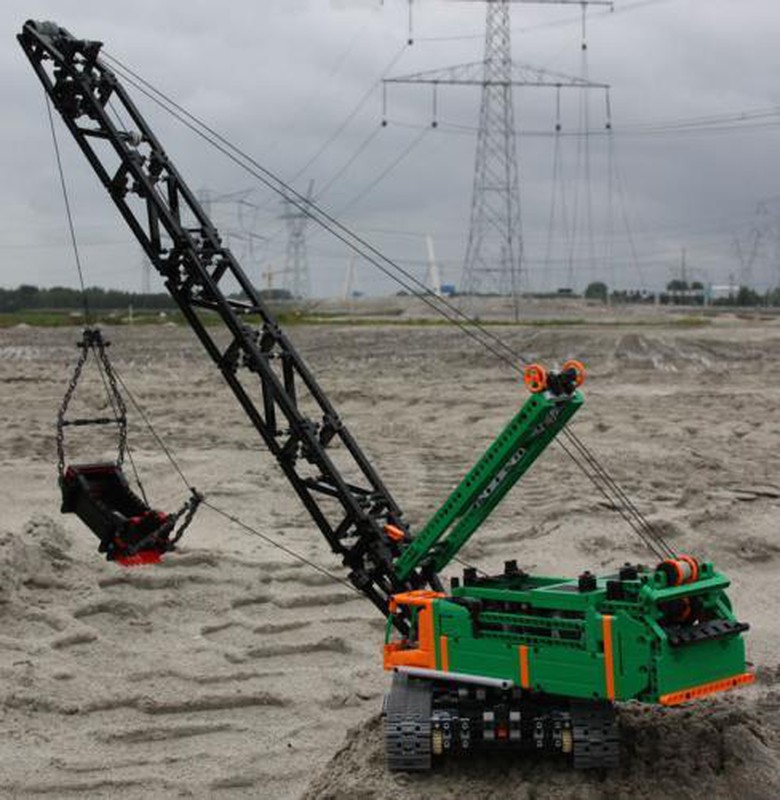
[3, 0, 780, 295]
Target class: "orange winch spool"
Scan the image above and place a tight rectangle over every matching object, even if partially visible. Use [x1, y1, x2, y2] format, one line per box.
[523, 364, 548, 393]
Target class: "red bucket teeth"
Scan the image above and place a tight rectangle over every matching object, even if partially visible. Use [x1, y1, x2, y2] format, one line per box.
[117, 551, 163, 567]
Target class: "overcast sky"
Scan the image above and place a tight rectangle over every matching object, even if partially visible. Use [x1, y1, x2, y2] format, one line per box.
[4, 0, 780, 296]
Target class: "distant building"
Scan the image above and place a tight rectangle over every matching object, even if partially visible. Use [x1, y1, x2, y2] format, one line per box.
[708, 284, 738, 302]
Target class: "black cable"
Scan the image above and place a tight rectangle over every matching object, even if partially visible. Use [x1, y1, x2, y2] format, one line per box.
[111, 366, 194, 493]
[90, 348, 151, 506]
[101, 53, 673, 560]
[45, 94, 91, 324]
[107, 97, 129, 134]
[203, 500, 362, 596]
[104, 55, 538, 371]
[554, 435, 666, 560]
[104, 58, 525, 372]
[561, 429, 672, 558]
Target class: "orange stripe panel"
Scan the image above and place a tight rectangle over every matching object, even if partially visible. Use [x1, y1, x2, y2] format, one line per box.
[602, 615, 615, 701]
[659, 672, 755, 706]
[519, 644, 530, 689]
[439, 635, 449, 672]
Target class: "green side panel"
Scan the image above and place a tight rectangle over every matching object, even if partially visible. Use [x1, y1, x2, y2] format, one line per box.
[651, 632, 748, 700]
[524, 647, 605, 698]
[395, 389, 583, 581]
[430, 397, 582, 574]
[437, 602, 604, 699]
[613, 612, 653, 699]
[422, 570, 751, 705]
[448, 638, 521, 683]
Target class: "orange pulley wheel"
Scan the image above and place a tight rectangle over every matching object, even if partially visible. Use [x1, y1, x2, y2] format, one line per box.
[523, 364, 548, 393]
[562, 359, 586, 387]
[384, 523, 406, 543]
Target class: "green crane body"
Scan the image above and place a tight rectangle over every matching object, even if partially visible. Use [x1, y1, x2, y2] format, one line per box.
[395, 384, 583, 582]
[385, 565, 750, 705]
[19, 18, 752, 770]
[384, 368, 752, 719]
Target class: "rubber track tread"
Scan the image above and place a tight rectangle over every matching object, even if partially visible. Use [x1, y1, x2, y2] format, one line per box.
[571, 700, 620, 770]
[384, 673, 433, 772]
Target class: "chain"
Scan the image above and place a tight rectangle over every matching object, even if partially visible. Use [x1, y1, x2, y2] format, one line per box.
[56, 342, 89, 477]
[56, 328, 128, 477]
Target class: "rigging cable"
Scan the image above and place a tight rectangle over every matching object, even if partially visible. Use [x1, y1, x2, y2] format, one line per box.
[104, 55, 525, 369]
[115, 361, 387, 592]
[203, 500, 363, 596]
[48, 89, 154, 510]
[104, 52, 673, 559]
[43, 82, 484, 593]
[100, 53, 674, 561]
[91, 349, 151, 507]
[44, 95, 90, 324]
[111, 366, 194, 493]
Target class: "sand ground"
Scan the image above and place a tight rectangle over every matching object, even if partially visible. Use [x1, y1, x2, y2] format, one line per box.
[0, 310, 778, 797]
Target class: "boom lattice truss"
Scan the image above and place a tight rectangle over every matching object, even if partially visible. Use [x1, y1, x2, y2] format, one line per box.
[19, 20, 439, 626]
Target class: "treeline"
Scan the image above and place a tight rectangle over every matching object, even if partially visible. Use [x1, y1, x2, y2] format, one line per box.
[585, 281, 780, 307]
[0, 285, 175, 313]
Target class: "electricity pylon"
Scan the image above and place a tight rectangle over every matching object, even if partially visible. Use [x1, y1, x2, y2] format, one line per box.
[384, 0, 610, 318]
[281, 180, 314, 299]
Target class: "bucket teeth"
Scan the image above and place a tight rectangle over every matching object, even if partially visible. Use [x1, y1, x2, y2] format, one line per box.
[116, 550, 163, 567]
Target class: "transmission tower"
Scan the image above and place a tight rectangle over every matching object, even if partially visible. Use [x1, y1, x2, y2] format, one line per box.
[466, 0, 521, 306]
[385, 0, 610, 318]
[281, 180, 314, 299]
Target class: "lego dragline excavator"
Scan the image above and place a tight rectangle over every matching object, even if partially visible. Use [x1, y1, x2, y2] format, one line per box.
[19, 20, 754, 772]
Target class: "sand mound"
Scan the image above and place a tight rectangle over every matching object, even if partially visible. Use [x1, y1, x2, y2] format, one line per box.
[303, 691, 780, 800]
[0, 515, 74, 600]
[2, 321, 779, 797]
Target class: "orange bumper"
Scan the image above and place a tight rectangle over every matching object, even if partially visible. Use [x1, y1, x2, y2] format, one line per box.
[659, 671, 755, 706]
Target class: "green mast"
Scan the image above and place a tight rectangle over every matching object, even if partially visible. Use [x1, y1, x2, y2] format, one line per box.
[394, 366, 584, 582]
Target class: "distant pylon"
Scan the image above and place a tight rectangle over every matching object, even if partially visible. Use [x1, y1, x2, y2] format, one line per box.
[281, 180, 314, 299]
[462, 0, 522, 311]
[384, 1, 609, 318]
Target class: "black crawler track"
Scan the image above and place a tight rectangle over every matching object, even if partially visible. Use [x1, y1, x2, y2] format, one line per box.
[383, 672, 620, 771]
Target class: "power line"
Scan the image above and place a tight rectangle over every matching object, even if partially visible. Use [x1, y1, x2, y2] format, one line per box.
[287, 41, 410, 186]
[416, 0, 672, 42]
[334, 127, 430, 216]
[314, 124, 384, 201]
